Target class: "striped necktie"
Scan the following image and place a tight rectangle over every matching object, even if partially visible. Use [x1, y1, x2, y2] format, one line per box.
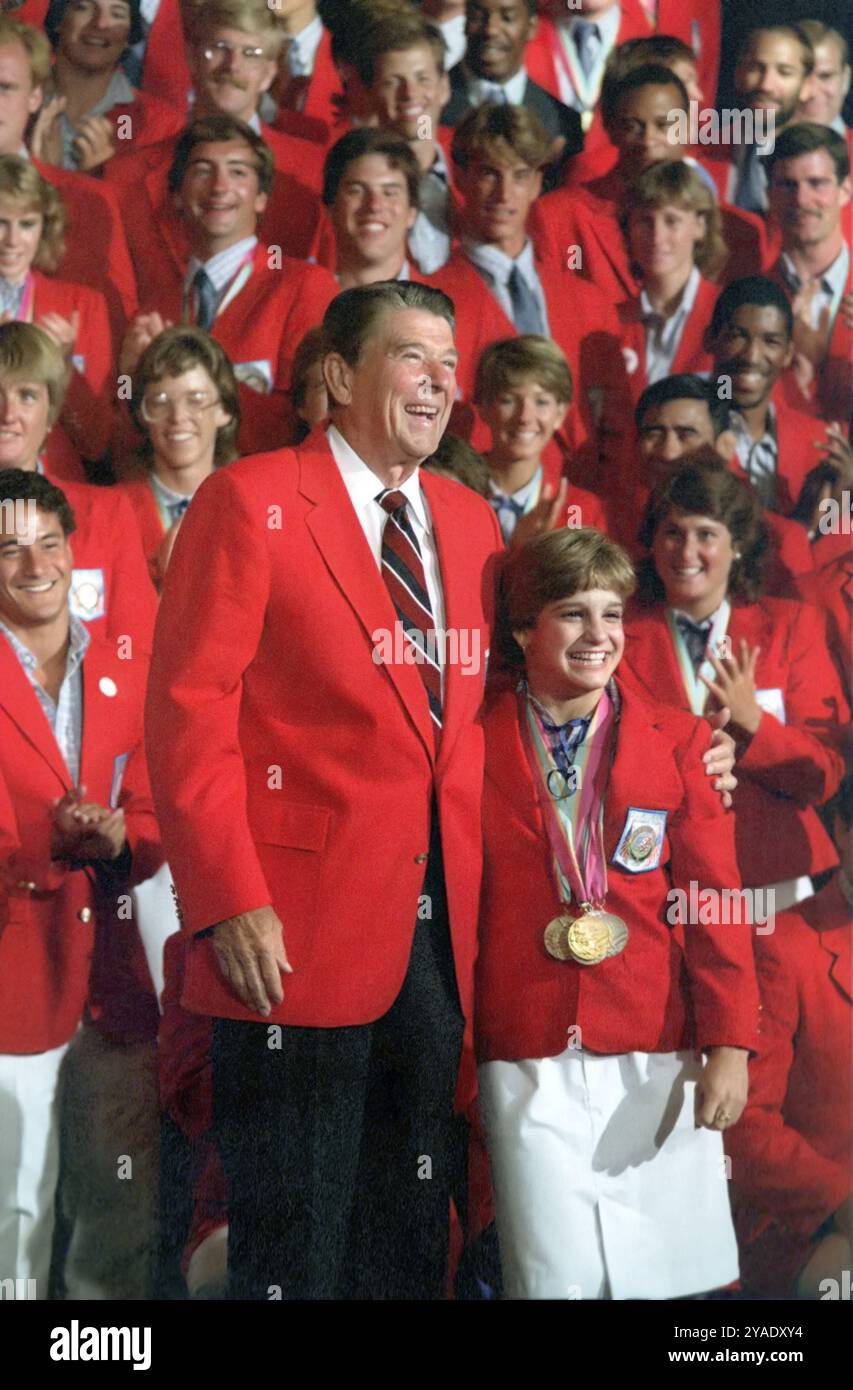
[377, 489, 442, 735]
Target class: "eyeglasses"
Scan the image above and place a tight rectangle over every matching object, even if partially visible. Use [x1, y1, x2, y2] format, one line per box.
[202, 41, 268, 64]
[140, 390, 221, 423]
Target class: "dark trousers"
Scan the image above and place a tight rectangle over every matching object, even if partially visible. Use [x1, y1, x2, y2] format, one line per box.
[213, 824, 465, 1300]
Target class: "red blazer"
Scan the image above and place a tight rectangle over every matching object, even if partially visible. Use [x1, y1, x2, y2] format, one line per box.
[475, 678, 759, 1062]
[33, 157, 137, 341]
[531, 177, 766, 304]
[105, 141, 334, 307]
[138, 244, 338, 455]
[429, 249, 631, 488]
[271, 25, 342, 137]
[106, 83, 185, 153]
[145, 429, 504, 1027]
[618, 277, 720, 404]
[48, 473, 158, 653]
[421, 255, 523, 406]
[0, 635, 161, 1053]
[797, 553, 853, 702]
[724, 877, 852, 1270]
[31, 271, 115, 478]
[525, 0, 652, 158]
[623, 598, 848, 886]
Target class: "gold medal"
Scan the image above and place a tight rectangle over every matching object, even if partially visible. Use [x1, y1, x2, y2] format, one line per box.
[543, 914, 574, 961]
[567, 911, 612, 964]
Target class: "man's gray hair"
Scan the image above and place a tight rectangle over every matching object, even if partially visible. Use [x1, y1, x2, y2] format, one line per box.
[322, 282, 456, 368]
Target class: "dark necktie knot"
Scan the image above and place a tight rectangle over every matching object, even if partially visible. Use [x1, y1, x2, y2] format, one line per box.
[193, 267, 218, 331]
[377, 488, 408, 517]
[676, 614, 713, 667]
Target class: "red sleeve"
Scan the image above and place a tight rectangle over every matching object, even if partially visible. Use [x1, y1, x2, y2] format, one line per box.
[724, 928, 852, 1236]
[668, 716, 760, 1052]
[738, 606, 849, 806]
[55, 285, 116, 461]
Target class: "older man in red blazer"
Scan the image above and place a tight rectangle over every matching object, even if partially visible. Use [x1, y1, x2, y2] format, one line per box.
[0, 470, 161, 1295]
[145, 281, 503, 1300]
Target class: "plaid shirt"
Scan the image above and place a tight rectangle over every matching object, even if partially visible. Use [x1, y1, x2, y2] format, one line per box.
[0, 615, 90, 784]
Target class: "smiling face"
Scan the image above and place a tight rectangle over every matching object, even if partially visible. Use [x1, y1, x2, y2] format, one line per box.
[324, 307, 458, 473]
[0, 43, 44, 157]
[797, 38, 851, 125]
[0, 504, 72, 631]
[638, 398, 716, 480]
[711, 303, 794, 411]
[612, 84, 687, 179]
[734, 32, 811, 129]
[331, 153, 416, 271]
[190, 24, 277, 124]
[480, 375, 567, 465]
[652, 507, 735, 615]
[175, 139, 268, 252]
[57, 0, 132, 75]
[459, 153, 541, 255]
[0, 201, 42, 283]
[514, 588, 626, 714]
[141, 364, 232, 476]
[466, 0, 535, 83]
[769, 148, 851, 252]
[0, 376, 50, 470]
[369, 44, 450, 142]
[627, 202, 705, 279]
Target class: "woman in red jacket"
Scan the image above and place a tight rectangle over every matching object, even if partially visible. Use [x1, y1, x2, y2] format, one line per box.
[624, 453, 849, 909]
[118, 325, 238, 589]
[0, 155, 116, 480]
[476, 526, 759, 1300]
[618, 160, 724, 403]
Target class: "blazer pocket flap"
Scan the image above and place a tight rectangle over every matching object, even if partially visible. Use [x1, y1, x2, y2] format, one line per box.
[247, 799, 330, 852]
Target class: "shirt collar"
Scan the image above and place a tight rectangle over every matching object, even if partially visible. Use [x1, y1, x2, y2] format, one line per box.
[488, 463, 542, 508]
[290, 14, 324, 73]
[150, 471, 193, 508]
[186, 235, 257, 292]
[779, 244, 850, 298]
[566, 4, 621, 47]
[326, 424, 432, 535]
[731, 399, 777, 446]
[463, 63, 528, 106]
[464, 235, 537, 286]
[639, 265, 702, 321]
[427, 140, 450, 183]
[0, 612, 90, 673]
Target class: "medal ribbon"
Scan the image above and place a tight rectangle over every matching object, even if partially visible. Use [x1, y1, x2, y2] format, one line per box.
[183, 248, 256, 327]
[519, 682, 617, 911]
[665, 599, 731, 716]
[552, 25, 604, 115]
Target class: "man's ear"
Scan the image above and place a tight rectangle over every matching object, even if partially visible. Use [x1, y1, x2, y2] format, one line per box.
[27, 82, 43, 117]
[781, 338, 795, 370]
[323, 352, 354, 407]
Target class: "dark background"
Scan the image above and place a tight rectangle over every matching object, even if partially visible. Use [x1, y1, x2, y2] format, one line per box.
[717, 0, 853, 122]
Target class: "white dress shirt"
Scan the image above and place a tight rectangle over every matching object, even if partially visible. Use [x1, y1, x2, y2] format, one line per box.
[463, 237, 550, 335]
[464, 64, 528, 107]
[288, 16, 324, 76]
[184, 235, 258, 315]
[553, 4, 621, 110]
[778, 245, 850, 332]
[326, 425, 447, 686]
[408, 141, 452, 275]
[440, 14, 467, 72]
[640, 265, 702, 385]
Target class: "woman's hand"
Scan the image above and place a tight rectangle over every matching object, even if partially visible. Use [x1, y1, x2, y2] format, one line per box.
[71, 114, 116, 172]
[29, 93, 66, 168]
[695, 1046, 750, 1131]
[37, 309, 79, 361]
[700, 640, 763, 737]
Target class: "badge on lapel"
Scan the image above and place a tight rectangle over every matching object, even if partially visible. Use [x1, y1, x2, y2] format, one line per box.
[233, 360, 272, 394]
[755, 688, 786, 725]
[69, 568, 105, 620]
[613, 808, 667, 873]
[109, 751, 130, 809]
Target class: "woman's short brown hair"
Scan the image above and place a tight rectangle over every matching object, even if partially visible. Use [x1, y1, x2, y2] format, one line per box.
[623, 160, 727, 281]
[496, 527, 636, 674]
[0, 321, 70, 426]
[130, 326, 240, 466]
[637, 450, 769, 604]
[0, 156, 65, 273]
[475, 335, 573, 406]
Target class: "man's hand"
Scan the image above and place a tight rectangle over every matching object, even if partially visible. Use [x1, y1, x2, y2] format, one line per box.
[212, 905, 292, 1016]
[695, 1046, 749, 1130]
[816, 423, 853, 488]
[700, 640, 762, 737]
[71, 114, 116, 172]
[509, 478, 568, 548]
[51, 786, 127, 862]
[791, 283, 833, 368]
[119, 312, 171, 377]
[703, 707, 737, 809]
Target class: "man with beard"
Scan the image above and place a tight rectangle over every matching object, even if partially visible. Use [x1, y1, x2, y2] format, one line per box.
[727, 24, 816, 216]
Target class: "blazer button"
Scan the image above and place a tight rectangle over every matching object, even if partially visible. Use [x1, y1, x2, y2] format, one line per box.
[414, 852, 429, 864]
[16, 880, 37, 892]
[77, 907, 93, 924]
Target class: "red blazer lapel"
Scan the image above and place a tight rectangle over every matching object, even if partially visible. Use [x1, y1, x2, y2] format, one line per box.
[604, 680, 685, 858]
[483, 686, 541, 831]
[297, 433, 437, 763]
[671, 279, 718, 374]
[0, 637, 71, 789]
[622, 605, 691, 711]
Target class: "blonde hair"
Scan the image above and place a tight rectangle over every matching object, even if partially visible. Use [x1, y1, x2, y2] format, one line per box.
[0, 321, 70, 426]
[452, 102, 552, 173]
[0, 16, 52, 86]
[475, 335, 573, 406]
[0, 156, 65, 273]
[183, 0, 287, 56]
[623, 160, 727, 281]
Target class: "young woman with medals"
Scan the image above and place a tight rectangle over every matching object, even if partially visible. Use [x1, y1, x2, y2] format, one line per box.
[623, 452, 850, 910]
[476, 526, 759, 1300]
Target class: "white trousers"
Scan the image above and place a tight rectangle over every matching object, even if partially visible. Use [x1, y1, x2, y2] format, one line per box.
[0, 1040, 70, 1299]
[479, 1046, 739, 1300]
